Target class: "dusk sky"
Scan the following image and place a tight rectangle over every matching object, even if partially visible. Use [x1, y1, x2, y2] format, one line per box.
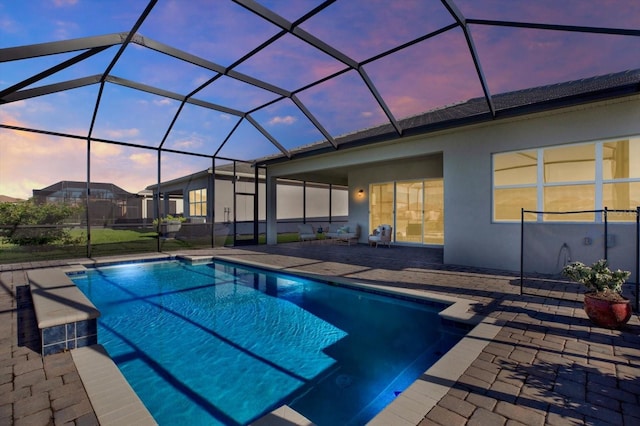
[1, 0, 639, 199]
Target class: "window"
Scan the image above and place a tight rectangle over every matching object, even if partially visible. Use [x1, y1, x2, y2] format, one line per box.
[189, 188, 207, 217]
[493, 136, 640, 222]
[494, 150, 537, 186]
[544, 144, 595, 183]
[543, 184, 595, 221]
[603, 139, 640, 179]
[603, 139, 640, 221]
[493, 150, 538, 221]
[542, 143, 595, 221]
[494, 187, 537, 221]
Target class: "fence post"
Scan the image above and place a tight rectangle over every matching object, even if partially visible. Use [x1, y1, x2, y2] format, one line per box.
[520, 208, 524, 296]
[604, 207, 608, 261]
[636, 207, 639, 311]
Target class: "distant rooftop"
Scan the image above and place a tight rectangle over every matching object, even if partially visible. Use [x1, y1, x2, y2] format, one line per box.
[33, 181, 136, 198]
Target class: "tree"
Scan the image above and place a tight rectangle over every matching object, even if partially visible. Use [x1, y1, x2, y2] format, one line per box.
[0, 200, 83, 245]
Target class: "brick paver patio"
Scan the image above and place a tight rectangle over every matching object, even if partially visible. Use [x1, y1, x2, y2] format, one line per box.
[1, 243, 639, 425]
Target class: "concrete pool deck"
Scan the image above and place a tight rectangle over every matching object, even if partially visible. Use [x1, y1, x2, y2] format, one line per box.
[1, 244, 639, 425]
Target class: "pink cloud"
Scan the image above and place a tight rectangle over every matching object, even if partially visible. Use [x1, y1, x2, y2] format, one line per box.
[364, 29, 485, 118]
[129, 152, 154, 166]
[471, 25, 639, 95]
[0, 129, 86, 199]
[103, 128, 140, 140]
[301, 0, 451, 62]
[268, 116, 296, 126]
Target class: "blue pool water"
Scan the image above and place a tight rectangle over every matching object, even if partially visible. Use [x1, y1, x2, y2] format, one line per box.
[71, 260, 465, 425]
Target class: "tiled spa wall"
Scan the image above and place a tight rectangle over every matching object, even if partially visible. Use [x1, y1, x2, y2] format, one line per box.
[41, 319, 97, 356]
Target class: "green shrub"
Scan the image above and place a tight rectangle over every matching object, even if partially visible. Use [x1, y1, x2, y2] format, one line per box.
[152, 214, 187, 226]
[0, 200, 83, 246]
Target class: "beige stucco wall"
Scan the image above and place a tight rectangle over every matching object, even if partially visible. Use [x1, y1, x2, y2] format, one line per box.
[441, 96, 640, 271]
[268, 95, 640, 272]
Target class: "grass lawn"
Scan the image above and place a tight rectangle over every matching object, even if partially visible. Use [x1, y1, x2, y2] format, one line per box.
[79, 228, 156, 244]
[0, 227, 300, 264]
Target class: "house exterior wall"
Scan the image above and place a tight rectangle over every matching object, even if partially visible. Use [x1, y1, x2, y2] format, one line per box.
[267, 96, 640, 273]
[442, 96, 640, 272]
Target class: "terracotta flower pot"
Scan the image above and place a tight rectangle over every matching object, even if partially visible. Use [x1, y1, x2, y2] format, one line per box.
[583, 292, 632, 329]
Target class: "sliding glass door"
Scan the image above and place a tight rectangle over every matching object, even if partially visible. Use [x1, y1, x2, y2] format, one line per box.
[369, 183, 394, 230]
[370, 179, 443, 245]
[424, 180, 444, 245]
[396, 180, 423, 243]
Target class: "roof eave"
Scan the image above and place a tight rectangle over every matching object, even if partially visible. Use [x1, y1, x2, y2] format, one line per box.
[258, 82, 640, 167]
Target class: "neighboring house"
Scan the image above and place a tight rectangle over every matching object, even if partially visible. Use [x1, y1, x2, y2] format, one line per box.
[32, 181, 145, 225]
[146, 162, 348, 225]
[259, 70, 640, 275]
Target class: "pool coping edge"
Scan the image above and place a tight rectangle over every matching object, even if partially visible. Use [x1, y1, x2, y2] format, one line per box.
[71, 345, 157, 426]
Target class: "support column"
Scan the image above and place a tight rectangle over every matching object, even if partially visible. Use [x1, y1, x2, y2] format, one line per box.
[208, 165, 215, 247]
[152, 192, 159, 220]
[266, 172, 278, 245]
[162, 193, 170, 217]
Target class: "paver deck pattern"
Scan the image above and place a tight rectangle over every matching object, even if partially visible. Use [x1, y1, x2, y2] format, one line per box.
[1, 243, 639, 425]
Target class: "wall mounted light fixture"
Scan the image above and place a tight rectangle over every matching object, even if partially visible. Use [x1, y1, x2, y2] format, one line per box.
[357, 189, 364, 198]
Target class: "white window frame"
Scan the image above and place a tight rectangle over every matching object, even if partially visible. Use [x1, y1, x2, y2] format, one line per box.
[189, 188, 207, 217]
[493, 136, 640, 223]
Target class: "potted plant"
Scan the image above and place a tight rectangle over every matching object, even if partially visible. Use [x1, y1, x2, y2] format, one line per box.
[562, 259, 632, 328]
[154, 215, 186, 238]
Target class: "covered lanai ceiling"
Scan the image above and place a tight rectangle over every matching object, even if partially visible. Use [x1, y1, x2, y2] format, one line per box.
[2, 0, 640, 166]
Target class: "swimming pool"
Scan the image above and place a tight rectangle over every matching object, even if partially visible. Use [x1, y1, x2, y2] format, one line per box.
[71, 259, 466, 425]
